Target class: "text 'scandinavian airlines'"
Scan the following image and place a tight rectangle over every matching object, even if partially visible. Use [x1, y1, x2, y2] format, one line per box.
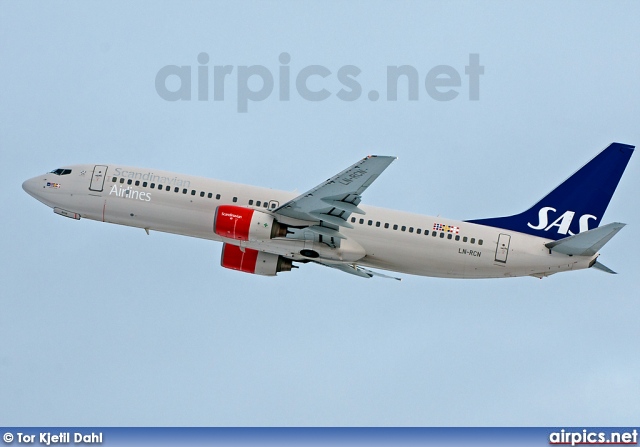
[23, 143, 633, 280]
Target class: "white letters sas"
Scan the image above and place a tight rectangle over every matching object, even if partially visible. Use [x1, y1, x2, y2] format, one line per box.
[527, 207, 596, 235]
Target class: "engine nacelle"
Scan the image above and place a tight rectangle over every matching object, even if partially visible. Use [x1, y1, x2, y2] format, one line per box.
[220, 243, 293, 276]
[214, 205, 287, 241]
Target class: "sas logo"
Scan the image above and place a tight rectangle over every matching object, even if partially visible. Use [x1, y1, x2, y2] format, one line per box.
[527, 206, 596, 236]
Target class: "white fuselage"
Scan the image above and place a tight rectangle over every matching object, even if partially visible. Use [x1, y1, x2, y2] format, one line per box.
[23, 164, 596, 279]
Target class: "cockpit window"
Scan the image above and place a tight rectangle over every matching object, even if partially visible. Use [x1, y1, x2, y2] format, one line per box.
[50, 168, 72, 175]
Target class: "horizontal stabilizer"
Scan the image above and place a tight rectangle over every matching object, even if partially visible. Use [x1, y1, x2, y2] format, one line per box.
[592, 261, 617, 274]
[545, 222, 625, 256]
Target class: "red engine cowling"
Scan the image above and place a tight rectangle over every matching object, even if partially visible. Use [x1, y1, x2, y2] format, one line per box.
[214, 205, 286, 241]
[220, 243, 293, 276]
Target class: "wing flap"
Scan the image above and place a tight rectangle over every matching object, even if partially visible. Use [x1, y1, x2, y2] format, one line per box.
[321, 198, 366, 214]
[306, 225, 346, 239]
[309, 211, 354, 228]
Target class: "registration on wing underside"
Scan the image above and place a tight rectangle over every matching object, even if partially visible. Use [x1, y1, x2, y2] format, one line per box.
[273, 155, 396, 227]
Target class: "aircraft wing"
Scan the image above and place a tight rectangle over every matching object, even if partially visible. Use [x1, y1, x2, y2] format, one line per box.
[273, 155, 396, 238]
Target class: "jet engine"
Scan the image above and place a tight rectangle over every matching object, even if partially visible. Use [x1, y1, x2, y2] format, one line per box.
[220, 243, 293, 276]
[214, 205, 288, 241]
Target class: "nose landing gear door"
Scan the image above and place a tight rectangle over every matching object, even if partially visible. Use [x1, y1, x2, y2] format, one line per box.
[89, 165, 108, 192]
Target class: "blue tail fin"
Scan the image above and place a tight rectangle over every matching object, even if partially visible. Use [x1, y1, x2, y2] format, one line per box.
[466, 143, 634, 240]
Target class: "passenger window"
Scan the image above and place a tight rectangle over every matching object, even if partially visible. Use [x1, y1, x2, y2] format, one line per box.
[249, 200, 254, 205]
[166, 186, 170, 191]
[478, 239, 483, 245]
[150, 183, 156, 188]
[270, 203, 276, 209]
[136, 181, 140, 186]
[200, 191, 205, 197]
[440, 233, 445, 238]
[233, 197, 237, 202]
[112, 177, 117, 182]
[368, 220, 373, 226]
[463, 237, 468, 242]
[455, 235, 460, 241]
[158, 184, 163, 189]
[470, 238, 476, 244]
[359, 219, 364, 224]
[263, 202, 268, 208]
[183, 188, 187, 194]
[174, 187, 179, 192]
[216, 194, 221, 199]
[432, 231, 437, 237]
[120, 178, 125, 184]
[417, 229, 421, 234]
[143, 182, 148, 187]
[208, 193, 213, 198]
[351, 217, 356, 223]
[191, 190, 196, 195]
[393, 224, 398, 230]
[376, 222, 381, 227]
[127, 179, 132, 185]
[256, 201, 261, 206]
[401, 226, 406, 231]
[409, 227, 414, 233]
[384, 223, 389, 229]
[447, 234, 452, 239]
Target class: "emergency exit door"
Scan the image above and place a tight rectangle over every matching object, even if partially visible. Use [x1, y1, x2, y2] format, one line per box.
[495, 233, 511, 263]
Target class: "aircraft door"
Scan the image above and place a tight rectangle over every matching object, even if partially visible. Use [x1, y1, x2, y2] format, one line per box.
[495, 233, 511, 263]
[89, 165, 108, 192]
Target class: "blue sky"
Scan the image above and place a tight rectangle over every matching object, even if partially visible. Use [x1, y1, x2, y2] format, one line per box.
[1, 1, 639, 426]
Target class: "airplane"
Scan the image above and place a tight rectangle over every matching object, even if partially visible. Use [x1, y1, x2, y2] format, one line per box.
[22, 142, 633, 280]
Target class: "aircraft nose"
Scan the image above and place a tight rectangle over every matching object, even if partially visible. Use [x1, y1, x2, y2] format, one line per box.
[22, 177, 40, 198]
